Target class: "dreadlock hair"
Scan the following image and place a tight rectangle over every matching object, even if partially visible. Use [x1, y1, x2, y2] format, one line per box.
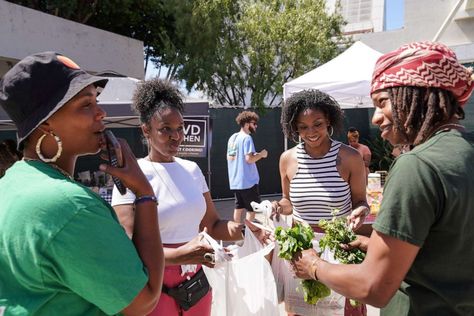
[387, 86, 464, 146]
[281, 89, 344, 142]
[132, 78, 184, 126]
[235, 111, 259, 127]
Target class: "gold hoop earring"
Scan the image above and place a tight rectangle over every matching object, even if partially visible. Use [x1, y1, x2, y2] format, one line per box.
[36, 132, 62, 163]
[328, 126, 334, 137]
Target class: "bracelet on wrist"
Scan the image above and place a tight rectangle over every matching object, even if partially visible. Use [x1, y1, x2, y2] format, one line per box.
[311, 258, 319, 280]
[134, 195, 158, 206]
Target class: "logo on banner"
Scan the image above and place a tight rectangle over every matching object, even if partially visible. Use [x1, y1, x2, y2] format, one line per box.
[178, 118, 207, 157]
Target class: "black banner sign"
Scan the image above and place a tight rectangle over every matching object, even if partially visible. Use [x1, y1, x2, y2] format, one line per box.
[177, 117, 208, 158]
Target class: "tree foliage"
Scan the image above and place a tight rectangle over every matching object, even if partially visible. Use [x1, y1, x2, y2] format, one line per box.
[9, 0, 350, 111]
[170, 0, 350, 111]
[8, 0, 101, 24]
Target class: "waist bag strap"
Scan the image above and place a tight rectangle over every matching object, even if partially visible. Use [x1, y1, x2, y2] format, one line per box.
[162, 268, 210, 311]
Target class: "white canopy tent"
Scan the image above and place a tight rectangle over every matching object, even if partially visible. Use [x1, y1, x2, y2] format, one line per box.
[283, 41, 382, 108]
[0, 75, 210, 130]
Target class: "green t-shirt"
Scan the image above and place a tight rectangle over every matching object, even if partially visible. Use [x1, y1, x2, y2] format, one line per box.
[0, 161, 148, 316]
[373, 130, 474, 316]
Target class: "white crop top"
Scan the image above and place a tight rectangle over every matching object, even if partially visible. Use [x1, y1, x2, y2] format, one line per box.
[111, 157, 208, 244]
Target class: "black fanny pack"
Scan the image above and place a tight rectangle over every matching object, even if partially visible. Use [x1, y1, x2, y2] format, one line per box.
[162, 268, 211, 310]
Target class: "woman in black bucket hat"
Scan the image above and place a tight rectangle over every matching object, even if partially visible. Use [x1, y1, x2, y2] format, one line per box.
[0, 52, 164, 315]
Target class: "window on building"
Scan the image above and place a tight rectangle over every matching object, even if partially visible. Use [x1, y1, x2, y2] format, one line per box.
[340, 0, 373, 24]
[466, 0, 474, 10]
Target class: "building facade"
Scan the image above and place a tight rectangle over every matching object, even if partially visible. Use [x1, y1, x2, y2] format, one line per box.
[0, 0, 144, 78]
[355, 0, 474, 63]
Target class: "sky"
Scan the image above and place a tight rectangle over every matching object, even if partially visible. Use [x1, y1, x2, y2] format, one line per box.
[385, 0, 404, 31]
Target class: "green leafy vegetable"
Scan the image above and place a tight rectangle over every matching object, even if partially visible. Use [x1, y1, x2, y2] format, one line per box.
[274, 223, 330, 305]
[301, 279, 331, 304]
[318, 210, 365, 264]
[318, 209, 366, 306]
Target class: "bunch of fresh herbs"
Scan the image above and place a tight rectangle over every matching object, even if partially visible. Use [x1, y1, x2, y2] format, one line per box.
[318, 211, 365, 264]
[318, 209, 366, 306]
[274, 223, 331, 304]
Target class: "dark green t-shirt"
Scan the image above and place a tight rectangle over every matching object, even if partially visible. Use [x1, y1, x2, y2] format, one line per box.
[0, 161, 148, 315]
[373, 130, 474, 316]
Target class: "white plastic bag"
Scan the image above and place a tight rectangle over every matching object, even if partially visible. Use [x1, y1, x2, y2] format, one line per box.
[269, 212, 292, 303]
[202, 227, 279, 316]
[250, 199, 294, 303]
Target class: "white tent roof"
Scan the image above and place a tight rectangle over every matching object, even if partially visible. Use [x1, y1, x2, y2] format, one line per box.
[283, 41, 382, 109]
[0, 76, 210, 130]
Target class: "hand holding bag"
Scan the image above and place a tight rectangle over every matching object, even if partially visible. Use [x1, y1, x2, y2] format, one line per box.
[202, 227, 279, 316]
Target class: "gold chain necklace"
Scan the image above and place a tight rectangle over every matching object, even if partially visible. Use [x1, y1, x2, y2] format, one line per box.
[23, 157, 73, 180]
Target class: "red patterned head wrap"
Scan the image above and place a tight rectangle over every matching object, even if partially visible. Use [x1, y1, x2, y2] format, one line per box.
[371, 41, 474, 106]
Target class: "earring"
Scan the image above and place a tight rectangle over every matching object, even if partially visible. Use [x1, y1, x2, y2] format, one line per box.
[36, 131, 62, 163]
[328, 126, 334, 137]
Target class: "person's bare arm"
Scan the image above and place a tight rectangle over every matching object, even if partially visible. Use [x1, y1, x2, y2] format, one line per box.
[271, 149, 295, 219]
[102, 140, 164, 316]
[121, 196, 164, 315]
[363, 153, 371, 168]
[343, 146, 370, 229]
[362, 145, 372, 168]
[199, 191, 243, 241]
[113, 204, 134, 238]
[292, 230, 419, 307]
[245, 149, 268, 163]
[278, 150, 293, 215]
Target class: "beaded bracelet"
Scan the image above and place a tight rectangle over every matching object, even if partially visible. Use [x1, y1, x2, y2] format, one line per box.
[134, 195, 158, 206]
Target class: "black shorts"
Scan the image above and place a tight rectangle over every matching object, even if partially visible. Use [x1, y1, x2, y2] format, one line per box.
[232, 184, 261, 212]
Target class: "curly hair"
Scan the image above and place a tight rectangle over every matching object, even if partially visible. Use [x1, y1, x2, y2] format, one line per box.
[0, 142, 19, 178]
[281, 90, 344, 142]
[387, 86, 464, 146]
[235, 111, 259, 127]
[132, 78, 184, 125]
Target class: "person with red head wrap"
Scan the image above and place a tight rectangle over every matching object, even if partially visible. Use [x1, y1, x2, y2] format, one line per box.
[290, 41, 474, 316]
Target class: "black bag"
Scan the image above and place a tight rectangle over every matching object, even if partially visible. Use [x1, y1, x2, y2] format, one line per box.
[162, 268, 211, 311]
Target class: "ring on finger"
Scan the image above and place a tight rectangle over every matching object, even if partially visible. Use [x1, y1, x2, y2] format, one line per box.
[203, 252, 215, 263]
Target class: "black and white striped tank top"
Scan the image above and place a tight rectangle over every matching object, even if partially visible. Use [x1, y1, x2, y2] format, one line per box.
[290, 140, 352, 225]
